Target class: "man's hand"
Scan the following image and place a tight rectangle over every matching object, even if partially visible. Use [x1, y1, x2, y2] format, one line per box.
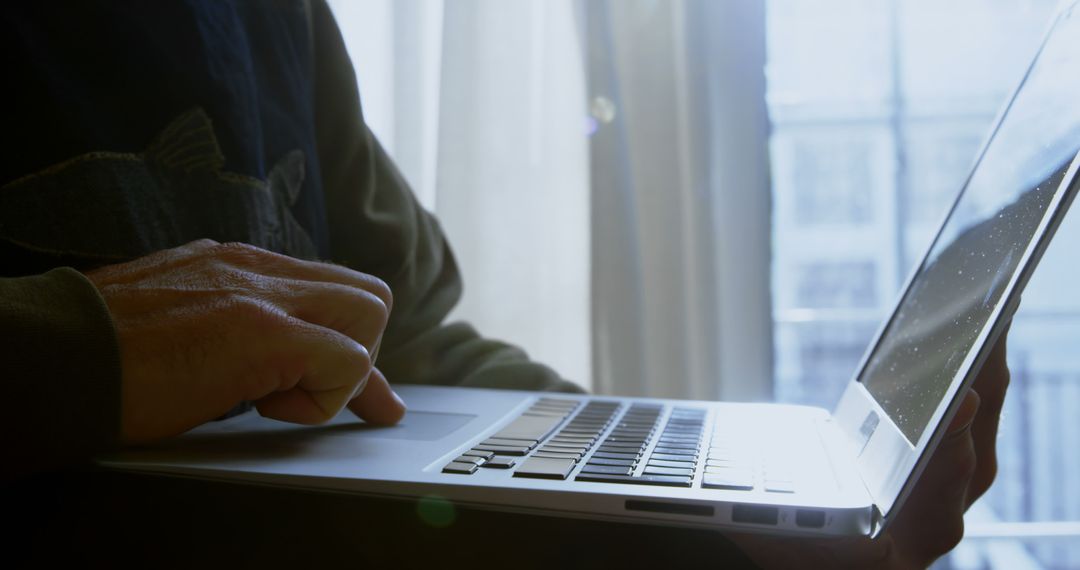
[730, 329, 1010, 569]
[85, 239, 406, 444]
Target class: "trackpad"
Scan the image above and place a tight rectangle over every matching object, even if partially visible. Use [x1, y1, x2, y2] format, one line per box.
[349, 411, 477, 442]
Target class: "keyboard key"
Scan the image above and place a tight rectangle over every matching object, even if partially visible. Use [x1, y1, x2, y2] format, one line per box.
[643, 466, 694, 477]
[704, 464, 743, 474]
[534, 405, 575, 412]
[537, 398, 578, 407]
[705, 458, 735, 467]
[659, 436, 700, 443]
[598, 446, 644, 455]
[580, 464, 634, 476]
[551, 440, 595, 447]
[492, 415, 564, 442]
[610, 428, 653, 435]
[598, 442, 644, 450]
[482, 438, 537, 448]
[524, 410, 569, 418]
[657, 445, 699, 452]
[513, 457, 577, 480]
[566, 424, 606, 431]
[591, 452, 639, 460]
[604, 437, 648, 444]
[663, 429, 702, 436]
[462, 450, 495, 460]
[559, 429, 602, 436]
[539, 444, 585, 453]
[659, 435, 700, 443]
[483, 457, 517, 469]
[653, 442, 698, 450]
[647, 459, 695, 469]
[643, 449, 695, 457]
[453, 455, 485, 465]
[575, 473, 692, 487]
[442, 462, 479, 474]
[765, 480, 795, 493]
[474, 444, 531, 456]
[530, 410, 575, 417]
[541, 445, 589, 454]
[587, 458, 636, 467]
[602, 443, 647, 451]
[702, 469, 754, 490]
[533, 451, 582, 461]
[551, 436, 595, 444]
[624, 414, 660, 420]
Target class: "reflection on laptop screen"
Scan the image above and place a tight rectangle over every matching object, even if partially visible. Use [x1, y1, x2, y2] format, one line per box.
[859, 4, 1080, 445]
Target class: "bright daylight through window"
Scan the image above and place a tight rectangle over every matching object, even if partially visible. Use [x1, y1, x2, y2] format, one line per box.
[335, 1, 1080, 566]
[767, 1, 1080, 567]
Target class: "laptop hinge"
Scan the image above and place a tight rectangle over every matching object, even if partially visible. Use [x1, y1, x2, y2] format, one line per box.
[868, 505, 886, 539]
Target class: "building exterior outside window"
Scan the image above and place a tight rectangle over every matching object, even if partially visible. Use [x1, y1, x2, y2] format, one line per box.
[768, 1, 1080, 567]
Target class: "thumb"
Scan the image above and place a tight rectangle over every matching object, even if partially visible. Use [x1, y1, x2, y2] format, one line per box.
[946, 389, 981, 436]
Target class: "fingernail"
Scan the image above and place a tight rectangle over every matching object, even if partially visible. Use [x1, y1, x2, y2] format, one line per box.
[391, 389, 407, 411]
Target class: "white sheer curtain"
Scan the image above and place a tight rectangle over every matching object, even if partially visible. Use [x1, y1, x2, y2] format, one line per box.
[583, 0, 772, 400]
[328, 0, 773, 399]
[329, 0, 592, 388]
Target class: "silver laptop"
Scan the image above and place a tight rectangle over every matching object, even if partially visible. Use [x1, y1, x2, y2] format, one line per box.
[101, 0, 1080, 539]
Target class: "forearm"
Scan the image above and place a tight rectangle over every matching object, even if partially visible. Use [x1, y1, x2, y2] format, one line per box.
[1, 268, 122, 479]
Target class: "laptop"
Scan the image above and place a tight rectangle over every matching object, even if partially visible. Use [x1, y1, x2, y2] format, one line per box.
[101, 0, 1080, 539]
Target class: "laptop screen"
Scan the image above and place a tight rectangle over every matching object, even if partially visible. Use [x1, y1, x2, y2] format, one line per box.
[858, 3, 1080, 445]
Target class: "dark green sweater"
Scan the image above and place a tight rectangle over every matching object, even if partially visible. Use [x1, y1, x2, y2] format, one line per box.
[1, 0, 578, 479]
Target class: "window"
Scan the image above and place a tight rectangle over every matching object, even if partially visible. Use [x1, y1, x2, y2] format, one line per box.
[797, 261, 877, 309]
[791, 136, 875, 225]
[768, 1, 1080, 567]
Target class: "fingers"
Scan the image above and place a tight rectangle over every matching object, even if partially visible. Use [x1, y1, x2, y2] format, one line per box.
[199, 243, 398, 426]
[889, 390, 979, 566]
[197, 242, 393, 356]
[282, 280, 389, 354]
[946, 387, 981, 436]
[250, 318, 374, 424]
[95, 240, 405, 445]
[967, 328, 1010, 504]
[205, 242, 393, 311]
[732, 391, 990, 569]
[347, 367, 406, 425]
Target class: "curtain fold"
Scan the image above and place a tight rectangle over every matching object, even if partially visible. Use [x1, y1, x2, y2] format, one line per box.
[329, 0, 773, 399]
[434, 0, 592, 388]
[582, 0, 772, 400]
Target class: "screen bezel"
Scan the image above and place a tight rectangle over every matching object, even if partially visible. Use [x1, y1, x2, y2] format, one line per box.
[831, 1, 1080, 533]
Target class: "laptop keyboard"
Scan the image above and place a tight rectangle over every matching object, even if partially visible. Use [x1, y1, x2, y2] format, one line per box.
[442, 397, 795, 493]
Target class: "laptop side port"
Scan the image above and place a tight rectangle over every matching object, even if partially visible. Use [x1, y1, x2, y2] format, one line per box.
[731, 505, 779, 525]
[624, 500, 714, 517]
[795, 509, 826, 528]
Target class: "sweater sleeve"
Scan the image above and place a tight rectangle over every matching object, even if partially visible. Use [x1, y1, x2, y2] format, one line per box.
[1, 267, 122, 479]
[309, 1, 581, 394]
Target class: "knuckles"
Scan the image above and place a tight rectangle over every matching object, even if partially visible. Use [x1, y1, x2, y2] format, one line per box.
[929, 517, 967, 559]
[218, 293, 289, 329]
[363, 287, 391, 329]
[208, 241, 271, 267]
[366, 276, 393, 314]
[188, 238, 221, 250]
[344, 342, 374, 377]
